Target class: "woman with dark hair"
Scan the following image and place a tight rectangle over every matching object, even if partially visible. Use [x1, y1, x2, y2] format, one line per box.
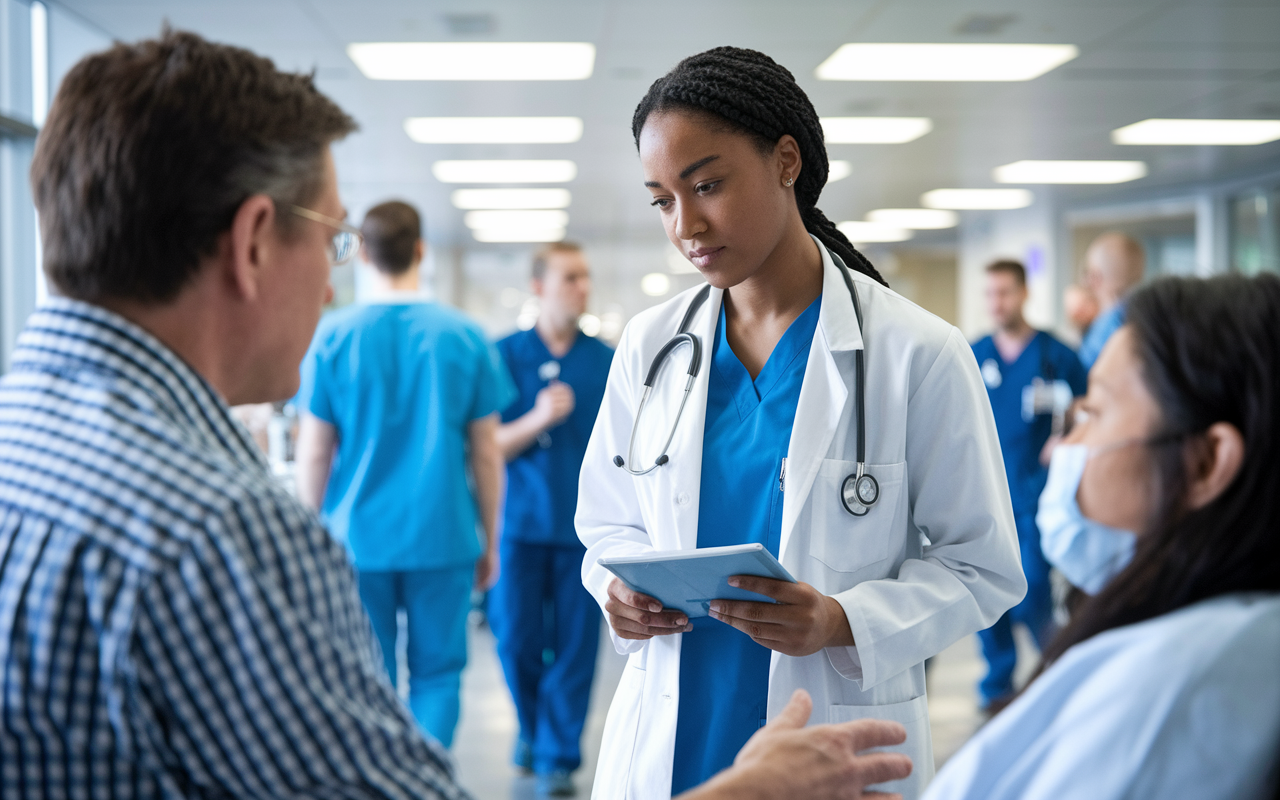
[925, 274, 1280, 799]
[577, 47, 1026, 799]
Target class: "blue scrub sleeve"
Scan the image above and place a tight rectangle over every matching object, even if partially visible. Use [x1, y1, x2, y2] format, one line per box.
[470, 334, 518, 421]
[297, 340, 335, 424]
[1062, 347, 1088, 396]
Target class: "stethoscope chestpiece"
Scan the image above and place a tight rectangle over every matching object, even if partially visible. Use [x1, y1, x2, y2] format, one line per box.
[841, 467, 879, 517]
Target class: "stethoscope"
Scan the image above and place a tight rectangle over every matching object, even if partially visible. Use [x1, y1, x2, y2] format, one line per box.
[612, 256, 880, 517]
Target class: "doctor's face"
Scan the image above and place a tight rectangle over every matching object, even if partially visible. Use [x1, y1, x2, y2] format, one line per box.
[638, 110, 795, 289]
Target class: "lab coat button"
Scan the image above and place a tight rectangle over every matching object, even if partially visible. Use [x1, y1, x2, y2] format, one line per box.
[675, 493, 690, 506]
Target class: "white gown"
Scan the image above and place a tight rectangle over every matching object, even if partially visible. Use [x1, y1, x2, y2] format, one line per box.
[926, 593, 1280, 800]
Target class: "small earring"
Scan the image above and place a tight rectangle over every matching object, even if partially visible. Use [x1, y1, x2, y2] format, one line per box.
[783, 176, 794, 187]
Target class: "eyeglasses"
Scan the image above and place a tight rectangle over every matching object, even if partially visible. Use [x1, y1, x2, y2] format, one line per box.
[290, 205, 363, 266]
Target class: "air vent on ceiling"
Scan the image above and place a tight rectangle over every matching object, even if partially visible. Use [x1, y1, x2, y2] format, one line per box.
[443, 13, 496, 35]
[954, 14, 1017, 35]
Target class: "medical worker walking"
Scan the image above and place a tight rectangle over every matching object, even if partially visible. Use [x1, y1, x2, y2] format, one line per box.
[491, 242, 613, 797]
[296, 200, 514, 748]
[577, 48, 1025, 800]
[970, 260, 1086, 710]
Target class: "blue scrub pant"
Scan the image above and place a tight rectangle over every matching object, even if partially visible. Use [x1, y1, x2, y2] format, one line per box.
[489, 540, 600, 774]
[357, 564, 474, 748]
[978, 511, 1055, 705]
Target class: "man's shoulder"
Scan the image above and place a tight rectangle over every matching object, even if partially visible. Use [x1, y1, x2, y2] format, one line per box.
[579, 334, 615, 361]
[970, 333, 996, 353]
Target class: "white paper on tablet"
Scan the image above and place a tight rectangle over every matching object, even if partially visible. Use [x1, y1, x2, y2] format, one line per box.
[598, 543, 797, 619]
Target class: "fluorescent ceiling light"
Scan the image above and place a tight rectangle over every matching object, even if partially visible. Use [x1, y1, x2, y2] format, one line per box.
[866, 208, 958, 229]
[837, 221, 913, 243]
[348, 42, 595, 81]
[432, 160, 577, 183]
[405, 117, 583, 144]
[473, 227, 566, 243]
[994, 160, 1147, 184]
[921, 188, 1034, 210]
[641, 273, 671, 297]
[816, 43, 1079, 82]
[464, 210, 569, 230]
[828, 160, 853, 182]
[1111, 118, 1280, 146]
[822, 117, 932, 144]
[451, 189, 572, 210]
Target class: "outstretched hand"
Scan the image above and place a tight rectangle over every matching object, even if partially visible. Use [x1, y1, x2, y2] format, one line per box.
[678, 689, 912, 800]
[709, 575, 854, 657]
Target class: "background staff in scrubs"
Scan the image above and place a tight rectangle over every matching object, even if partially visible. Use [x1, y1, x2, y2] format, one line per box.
[578, 47, 1025, 800]
[926, 275, 1280, 800]
[491, 242, 613, 797]
[295, 201, 514, 748]
[970, 260, 1086, 710]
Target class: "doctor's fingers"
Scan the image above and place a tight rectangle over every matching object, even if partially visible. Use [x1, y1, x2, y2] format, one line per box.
[607, 578, 667, 614]
[607, 612, 692, 639]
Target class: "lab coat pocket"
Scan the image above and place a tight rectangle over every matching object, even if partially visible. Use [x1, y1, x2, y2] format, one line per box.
[809, 459, 906, 573]
[828, 693, 933, 799]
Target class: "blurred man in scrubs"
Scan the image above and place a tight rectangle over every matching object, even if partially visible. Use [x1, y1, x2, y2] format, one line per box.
[491, 243, 613, 797]
[970, 259, 1087, 710]
[1078, 233, 1144, 370]
[295, 201, 514, 747]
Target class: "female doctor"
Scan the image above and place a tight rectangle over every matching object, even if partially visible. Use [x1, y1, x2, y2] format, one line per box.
[577, 47, 1026, 800]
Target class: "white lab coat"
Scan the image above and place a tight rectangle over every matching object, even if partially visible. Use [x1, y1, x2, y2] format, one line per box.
[577, 239, 1026, 800]
[925, 593, 1280, 800]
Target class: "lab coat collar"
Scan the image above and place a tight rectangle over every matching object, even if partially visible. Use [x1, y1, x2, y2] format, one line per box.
[814, 235, 865, 353]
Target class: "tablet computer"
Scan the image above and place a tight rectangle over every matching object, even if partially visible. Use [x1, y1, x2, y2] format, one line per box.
[598, 543, 797, 619]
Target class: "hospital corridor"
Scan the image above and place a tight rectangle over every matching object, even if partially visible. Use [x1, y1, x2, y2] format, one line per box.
[0, 1, 1278, 799]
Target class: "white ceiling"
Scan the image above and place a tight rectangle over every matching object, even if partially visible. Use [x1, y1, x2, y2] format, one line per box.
[48, 0, 1280, 254]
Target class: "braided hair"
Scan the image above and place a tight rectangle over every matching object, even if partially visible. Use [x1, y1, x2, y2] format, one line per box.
[632, 46, 888, 287]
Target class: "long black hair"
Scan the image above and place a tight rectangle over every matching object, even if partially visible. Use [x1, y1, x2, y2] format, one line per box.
[632, 46, 888, 287]
[1041, 274, 1280, 666]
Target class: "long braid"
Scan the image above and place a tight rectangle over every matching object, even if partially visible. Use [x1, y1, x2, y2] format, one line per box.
[633, 46, 888, 287]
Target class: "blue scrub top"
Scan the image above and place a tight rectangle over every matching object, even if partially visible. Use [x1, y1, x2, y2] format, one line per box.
[670, 296, 820, 795]
[970, 331, 1086, 517]
[496, 328, 613, 546]
[298, 300, 516, 571]
[1077, 300, 1126, 371]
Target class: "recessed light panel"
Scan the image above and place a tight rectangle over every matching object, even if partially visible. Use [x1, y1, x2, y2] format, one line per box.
[348, 42, 595, 81]
[432, 160, 577, 184]
[822, 117, 932, 144]
[406, 117, 583, 144]
[921, 188, 1034, 210]
[828, 160, 853, 182]
[866, 209, 958, 229]
[464, 210, 569, 230]
[816, 43, 1078, 82]
[473, 227, 566, 243]
[1112, 118, 1280, 146]
[451, 189, 572, 210]
[837, 221, 913, 243]
[994, 160, 1147, 184]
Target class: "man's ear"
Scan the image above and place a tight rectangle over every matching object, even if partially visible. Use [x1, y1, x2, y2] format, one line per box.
[225, 194, 278, 302]
[413, 239, 425, 266]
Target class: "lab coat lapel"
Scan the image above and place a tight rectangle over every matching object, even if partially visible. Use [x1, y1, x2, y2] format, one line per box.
[780, 242, 863, 560]
[666, 285, 723, 551]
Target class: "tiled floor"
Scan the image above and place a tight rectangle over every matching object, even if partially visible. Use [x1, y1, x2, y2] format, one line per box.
[437, 620, 1037, 798]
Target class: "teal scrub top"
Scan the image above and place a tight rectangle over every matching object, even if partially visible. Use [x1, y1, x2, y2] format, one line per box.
[298, 299, 516, 571]
[670, 296, 820, 794]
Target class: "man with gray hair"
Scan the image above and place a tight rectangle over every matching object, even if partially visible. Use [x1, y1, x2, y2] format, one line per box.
[1078, 232, 1145, 370]
[0, 28, 909, 800]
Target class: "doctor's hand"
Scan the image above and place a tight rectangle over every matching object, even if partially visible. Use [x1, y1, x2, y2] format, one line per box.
[709, 577, 855, 657]
[533, 382, 575, 429]
[677, 690, 911, 800]
[605, 578, 693, 640]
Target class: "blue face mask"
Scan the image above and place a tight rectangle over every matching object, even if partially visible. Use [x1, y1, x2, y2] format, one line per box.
[1037, 443, 1137, 595]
